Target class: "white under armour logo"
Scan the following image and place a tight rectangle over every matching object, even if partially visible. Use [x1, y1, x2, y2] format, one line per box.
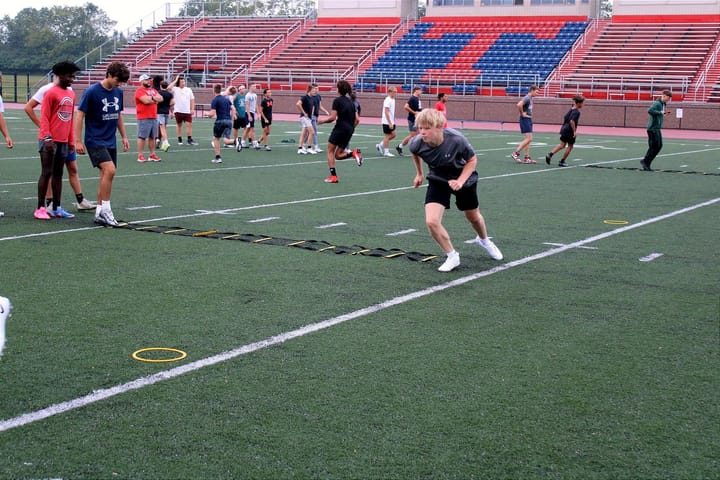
[101, 97, 120, 113]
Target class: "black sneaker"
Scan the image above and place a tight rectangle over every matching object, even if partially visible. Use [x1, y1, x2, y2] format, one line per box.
[545, 153, 552, 165]
[640, 160, 652, 171]
[187, 139, 199, 146]
[558, 160, 568, 167]
[395, 145, 403, 156]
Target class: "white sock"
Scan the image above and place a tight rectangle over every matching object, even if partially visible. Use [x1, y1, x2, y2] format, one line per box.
[447, 250, 458, 258]
[102, 200, 111, 212]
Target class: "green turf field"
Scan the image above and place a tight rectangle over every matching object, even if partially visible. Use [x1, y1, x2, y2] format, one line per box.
[0, 111, 718, 479]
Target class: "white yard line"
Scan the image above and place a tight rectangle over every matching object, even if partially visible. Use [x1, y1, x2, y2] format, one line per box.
[1, 196, 717, 434]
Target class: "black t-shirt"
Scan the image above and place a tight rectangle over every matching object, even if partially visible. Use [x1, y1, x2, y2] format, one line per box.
[299, 94, 312, 117]
[332, 95, 356, 131]
[261, 98, 273, 120]
[407, 95, 421, 121]
[157, 90, 173, 115]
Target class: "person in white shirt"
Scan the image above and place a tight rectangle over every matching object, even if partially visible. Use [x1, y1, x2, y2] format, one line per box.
[242, 84, 259, 149]
[376, 86, 397, 157]
[168, 75, 197, 145]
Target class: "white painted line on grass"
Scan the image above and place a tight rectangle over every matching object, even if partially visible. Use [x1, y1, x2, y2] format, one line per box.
[0, 196, 717, 434]
[194, 209, 236, 215]
[543, 242, 598, 250]
[386, 229, 416, 236]
[126, 205, 162, 211]
[248, 217, 280, 223]
[639, 253, 664, 262]
[316, 222, 347, 229]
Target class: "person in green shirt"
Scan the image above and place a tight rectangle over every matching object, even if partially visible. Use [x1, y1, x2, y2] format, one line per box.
[640, 90, 672, 171]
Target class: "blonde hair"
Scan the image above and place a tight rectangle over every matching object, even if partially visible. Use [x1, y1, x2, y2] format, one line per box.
[415, 109, 446, 129]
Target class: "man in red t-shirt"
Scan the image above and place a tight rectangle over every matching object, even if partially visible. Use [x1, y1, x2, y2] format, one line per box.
[435, 92, 448, 128]
[34, 61, 81, 220]
[134, 73, 163, 162]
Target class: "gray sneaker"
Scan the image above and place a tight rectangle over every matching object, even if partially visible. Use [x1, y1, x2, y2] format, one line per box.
[76, 199, 97, 211]
[94, 209, 123, 227]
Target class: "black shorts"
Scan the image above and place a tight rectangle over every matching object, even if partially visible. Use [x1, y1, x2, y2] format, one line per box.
[425, 178, 479, 211]
[559, 126, 575, 145]
[233, 116, 248, 130]
[329, 126, 353, 150]
[87, 146, 117, 168]
[247, 112, 256, 128]
[213, 119, 232, 139]
[382, 124, 396, 135]
[261, 118, 272, 128]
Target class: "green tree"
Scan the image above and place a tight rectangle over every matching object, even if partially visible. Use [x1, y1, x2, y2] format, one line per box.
[179, 0, 314, 17]
[0, 4, 115, 71]
[600, 0, 613, 19]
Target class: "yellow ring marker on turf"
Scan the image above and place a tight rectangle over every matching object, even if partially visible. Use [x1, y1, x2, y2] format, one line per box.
[132, 347, 187, 363]
[603, 219, 629, 225]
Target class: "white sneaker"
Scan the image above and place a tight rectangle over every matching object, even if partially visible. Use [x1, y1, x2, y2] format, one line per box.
[438, 252, 460, 272]
[94, 208, 123, 227]
[76, 199, 97, 211]
[298, 147, 308, 155]
[308, 147, 319, 154]
[376, 143, 383, 154]
[476, 237, 503, 260]
[313, 147, 322, 152]
[0, 295, 11, 357]
[211, 157, 223, 164]
[383, 151, 395, 157]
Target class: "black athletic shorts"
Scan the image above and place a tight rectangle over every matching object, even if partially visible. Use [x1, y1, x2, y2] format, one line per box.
[329, 126, 353, 150]
[425, 178, 479, 211]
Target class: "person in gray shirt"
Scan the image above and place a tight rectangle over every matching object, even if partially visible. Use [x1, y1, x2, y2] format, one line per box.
[409, 108, 503, 272]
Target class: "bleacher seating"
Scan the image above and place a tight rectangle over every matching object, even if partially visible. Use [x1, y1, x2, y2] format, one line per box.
[558, 22, 720, 100]
[81, 17, 302, 85]
[250, 23, 398, 87]
[359, 19, 589, 93]
[79, 18, 193, 83]
[79, 16, 720, 102]
[155, 17, 301, 83]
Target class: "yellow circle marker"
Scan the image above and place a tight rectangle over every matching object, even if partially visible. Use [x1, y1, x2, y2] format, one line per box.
[132, 347, 187, 363]
[603, 219, 629, 225]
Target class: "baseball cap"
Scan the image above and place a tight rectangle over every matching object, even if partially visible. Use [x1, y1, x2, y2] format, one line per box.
[238, 84, 246, 90]
[138, 74, 151, 81]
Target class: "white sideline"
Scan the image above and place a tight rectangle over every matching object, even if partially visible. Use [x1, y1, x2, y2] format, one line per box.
[1, 196, 718, 434]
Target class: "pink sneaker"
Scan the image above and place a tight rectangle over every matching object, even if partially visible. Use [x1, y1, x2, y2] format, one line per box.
[34, 206, 51, 220]
[149, 154, 161, 162]
[137, 154, 146, 163]
[522, 156, 537, 164]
